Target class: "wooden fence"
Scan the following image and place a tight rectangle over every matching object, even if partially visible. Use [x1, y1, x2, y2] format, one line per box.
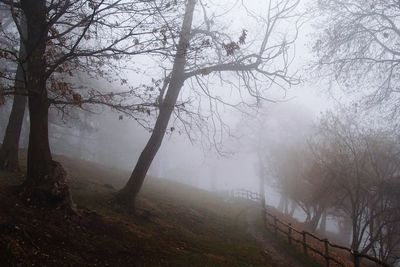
[230, 189, 261, 203]
[230, 189, 391, 267]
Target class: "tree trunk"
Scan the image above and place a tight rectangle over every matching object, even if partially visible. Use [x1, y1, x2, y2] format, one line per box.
[116, 0, 197, 208]
[319, 211, 327, 235]
[309, 207, 323, 232]
[258, 152, 266, 208]
[0, 93, 26, 172]
[21, 0, 72, 208]
[338, 216, 352, 246]
[0, 13, 28, 172]
[278, 195, 286, 212]
[289, 200, 296, 217]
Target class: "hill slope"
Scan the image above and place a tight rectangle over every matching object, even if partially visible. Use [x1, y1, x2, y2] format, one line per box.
[0, 156, 276, 267]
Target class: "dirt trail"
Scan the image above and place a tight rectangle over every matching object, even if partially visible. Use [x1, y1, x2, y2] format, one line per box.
[245, 206, 308, 267]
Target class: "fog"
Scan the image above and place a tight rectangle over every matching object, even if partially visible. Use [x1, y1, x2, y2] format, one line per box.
[0, 0, 364, 234]
[1, 0, 399, 265]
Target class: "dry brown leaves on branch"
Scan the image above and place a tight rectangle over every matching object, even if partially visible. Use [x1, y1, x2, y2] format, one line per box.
[223, 29, 247, 56]
[223, 42, 240, 56]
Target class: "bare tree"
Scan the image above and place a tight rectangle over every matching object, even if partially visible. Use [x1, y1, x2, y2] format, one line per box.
[268, 142, 333, 231]
[314, 0, 400, 117]
[0, 0, 174, 208]
[0, 5, 27, 171]
[116, 0, 303, 208]
[245, 104, 315, 220]
[266, 106, 400, 263]
[312, 110, 400, 261]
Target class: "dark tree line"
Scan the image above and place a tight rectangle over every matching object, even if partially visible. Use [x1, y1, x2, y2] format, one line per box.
[0, 0, 176, 208]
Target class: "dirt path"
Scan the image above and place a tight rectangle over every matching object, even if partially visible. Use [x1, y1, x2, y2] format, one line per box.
[245, 206, 308, 267]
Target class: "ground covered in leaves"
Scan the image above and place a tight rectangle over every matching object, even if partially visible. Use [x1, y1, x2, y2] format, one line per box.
[0, 156, 276, 267]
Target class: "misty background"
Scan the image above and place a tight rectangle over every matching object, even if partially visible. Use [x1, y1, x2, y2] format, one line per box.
[0, 0, 340, 230]
[1, 0, 399, 264]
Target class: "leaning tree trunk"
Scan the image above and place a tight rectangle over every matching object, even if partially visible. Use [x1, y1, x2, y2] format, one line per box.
[116, 0, 197, 209]
[21, 0, 72, 208]
[0, 14, 28, 172]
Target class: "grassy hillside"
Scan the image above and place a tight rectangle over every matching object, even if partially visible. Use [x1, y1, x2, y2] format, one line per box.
[0, 155, 275, 267]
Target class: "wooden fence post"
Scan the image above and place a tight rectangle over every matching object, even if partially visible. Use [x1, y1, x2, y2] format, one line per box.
[229, 189, 388, 267]
[324, 239, 330, 267]
[302, 232, 307, 256]
[353, 250, 360, 267]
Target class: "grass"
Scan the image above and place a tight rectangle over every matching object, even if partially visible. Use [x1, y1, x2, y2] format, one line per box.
[0, 155, 274, 267]
[263, 228, 324, 267]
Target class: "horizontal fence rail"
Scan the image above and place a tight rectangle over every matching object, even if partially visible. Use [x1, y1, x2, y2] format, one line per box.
[230, 189, 391, 267]
[230, 189, 261, 203]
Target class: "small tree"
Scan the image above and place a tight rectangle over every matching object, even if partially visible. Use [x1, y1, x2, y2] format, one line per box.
[244, 104, 315, 219]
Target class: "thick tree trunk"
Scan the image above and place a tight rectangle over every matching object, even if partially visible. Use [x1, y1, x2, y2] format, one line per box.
[116, 0, 197, 208]
[0, 14, 28, 172]
[21, 0, 72, 208]
[26, 97, 52, 185]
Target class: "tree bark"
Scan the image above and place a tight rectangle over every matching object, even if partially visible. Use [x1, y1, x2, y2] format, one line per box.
[0, 91, 26, 172]
[21, 0, 72, 208]
[0, 14, 27, 172]
[116, 0, 197, 208]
